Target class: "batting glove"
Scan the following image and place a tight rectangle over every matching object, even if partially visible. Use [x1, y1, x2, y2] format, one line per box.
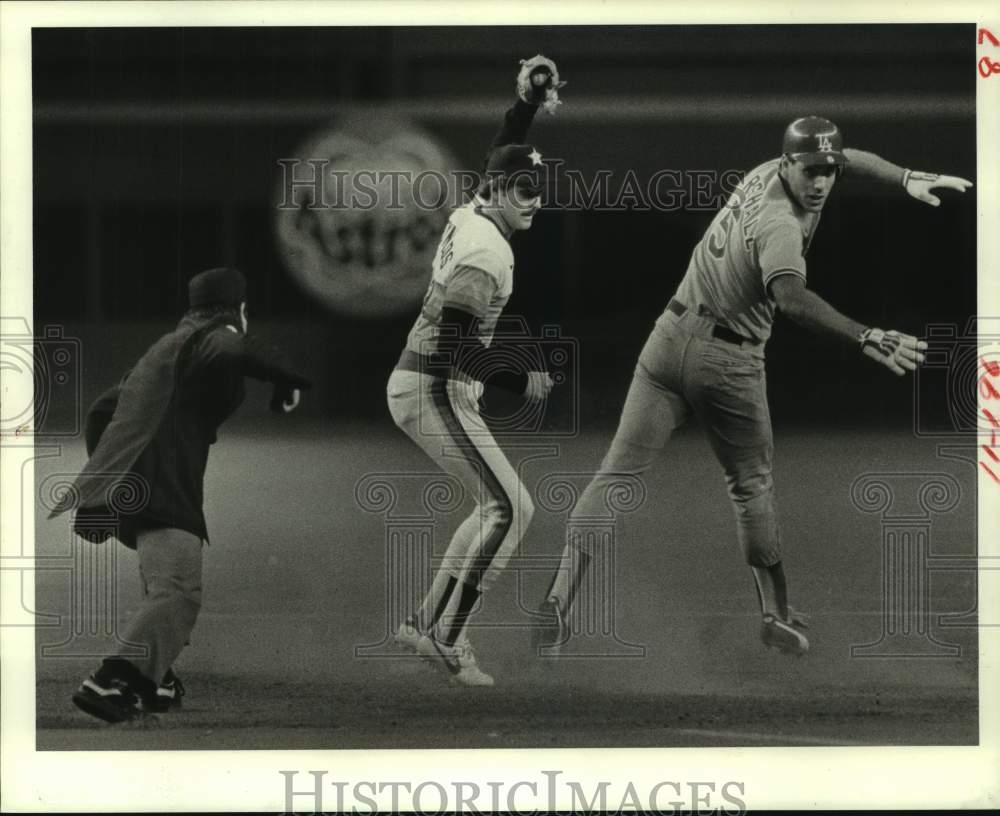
[859, 328, 927, 376]
[516, 55, 566, 114]
[902, 169, 973, 207]
[524, 370, 555, 402]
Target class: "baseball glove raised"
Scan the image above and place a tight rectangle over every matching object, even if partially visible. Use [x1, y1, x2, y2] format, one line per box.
[516, 54, 567, 114]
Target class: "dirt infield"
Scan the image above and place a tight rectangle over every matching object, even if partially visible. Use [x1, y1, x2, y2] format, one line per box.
[32, 426, 979, 749]
[37, 671, 976, 750]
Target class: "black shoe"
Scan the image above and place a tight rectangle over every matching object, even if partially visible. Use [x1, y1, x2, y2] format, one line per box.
[72, 676, 139, 724]
[144, 669, 186, 712]
[532, 599, 569, 657]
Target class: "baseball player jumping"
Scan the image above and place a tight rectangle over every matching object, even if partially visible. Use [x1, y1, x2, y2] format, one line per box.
[388, 56, 565, 685]
[535, 117, 972, 657]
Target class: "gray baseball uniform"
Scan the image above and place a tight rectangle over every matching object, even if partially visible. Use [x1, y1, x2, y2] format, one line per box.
[548, 158, 819, 611]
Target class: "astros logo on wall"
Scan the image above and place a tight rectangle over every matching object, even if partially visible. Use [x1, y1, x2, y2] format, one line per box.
[274, 115, 460, 319]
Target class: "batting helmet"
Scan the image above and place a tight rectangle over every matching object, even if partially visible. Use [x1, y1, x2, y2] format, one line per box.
[782, 116, 848, 167]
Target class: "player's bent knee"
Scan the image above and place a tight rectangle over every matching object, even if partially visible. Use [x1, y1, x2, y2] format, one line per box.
[145, 574, 202, 606]
[483, 499, 513, 528]
[730, 487, 774, 512]
[726, 471, 774, 505]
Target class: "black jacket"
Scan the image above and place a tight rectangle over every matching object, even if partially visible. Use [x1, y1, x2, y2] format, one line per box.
[53, 314, 307, 547]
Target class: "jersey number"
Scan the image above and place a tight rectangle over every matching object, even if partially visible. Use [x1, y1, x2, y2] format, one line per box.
[706, 208, 735, 260]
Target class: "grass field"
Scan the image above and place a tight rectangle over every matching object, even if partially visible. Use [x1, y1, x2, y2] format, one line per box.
[31, 424, 979, 749]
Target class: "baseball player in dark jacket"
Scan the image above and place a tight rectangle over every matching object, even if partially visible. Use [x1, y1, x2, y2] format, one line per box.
[53, 267, 311, 722]
[535, 117, 972, 658]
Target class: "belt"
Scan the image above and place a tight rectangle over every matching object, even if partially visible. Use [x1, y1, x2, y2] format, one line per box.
[667, 299, 755, 346]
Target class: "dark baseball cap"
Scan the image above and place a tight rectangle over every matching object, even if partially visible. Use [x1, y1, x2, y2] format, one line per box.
[483, 144, 547, 195]
[782, 116, 848, 166]
[188, 267, 247, 307]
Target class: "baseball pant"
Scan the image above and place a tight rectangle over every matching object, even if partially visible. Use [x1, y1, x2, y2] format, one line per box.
[549, 306, 779, 610]
[113, 527, 203, 685]
[388, 369, 534, 634]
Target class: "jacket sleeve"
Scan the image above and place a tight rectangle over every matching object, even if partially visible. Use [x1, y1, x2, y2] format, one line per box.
[195, 327, 312, 388]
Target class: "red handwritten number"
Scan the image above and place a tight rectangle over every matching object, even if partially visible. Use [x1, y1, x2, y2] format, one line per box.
[981, 29, 1000, 78]
[981, 360, 1000, 484]
[979, 56, 1000, 78]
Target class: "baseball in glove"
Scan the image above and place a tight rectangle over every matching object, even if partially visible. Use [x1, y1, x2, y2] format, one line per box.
[516, 55, 567, 114]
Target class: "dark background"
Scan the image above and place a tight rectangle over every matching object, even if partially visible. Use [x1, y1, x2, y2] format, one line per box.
[32, 25, 976, 430]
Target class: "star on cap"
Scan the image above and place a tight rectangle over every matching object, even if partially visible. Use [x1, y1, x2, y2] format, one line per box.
[528, 149, 543, 166]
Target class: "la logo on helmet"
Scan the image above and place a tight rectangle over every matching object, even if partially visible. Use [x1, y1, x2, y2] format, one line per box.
[817, 134, 834, 152]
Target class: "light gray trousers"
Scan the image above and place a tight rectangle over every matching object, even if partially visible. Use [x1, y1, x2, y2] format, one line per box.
[550, 306, 780, 611]
[114, 527, 203, 684]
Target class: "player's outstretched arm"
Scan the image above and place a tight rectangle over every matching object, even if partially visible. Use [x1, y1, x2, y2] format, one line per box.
[236, 336, 312, 391]
[842, 148, 973, 207]
[770, 275, 926, 376]
[769, 274, 866, 344]
[242, 344, 312, 415]
[486, 55, 566, 155]
[201, 329, 312, 412]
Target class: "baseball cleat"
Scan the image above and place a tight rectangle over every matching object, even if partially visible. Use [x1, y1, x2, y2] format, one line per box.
[72, 676, 139, 723]
[393, 616, 423, 654]
[417, 633, 461, 676]
[143, 669, 186, 713]
[532, 598, 569, 657]
[760, 613, 810, 656]
[417, 634, 494, 687]
[452, 637, 494, 687]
